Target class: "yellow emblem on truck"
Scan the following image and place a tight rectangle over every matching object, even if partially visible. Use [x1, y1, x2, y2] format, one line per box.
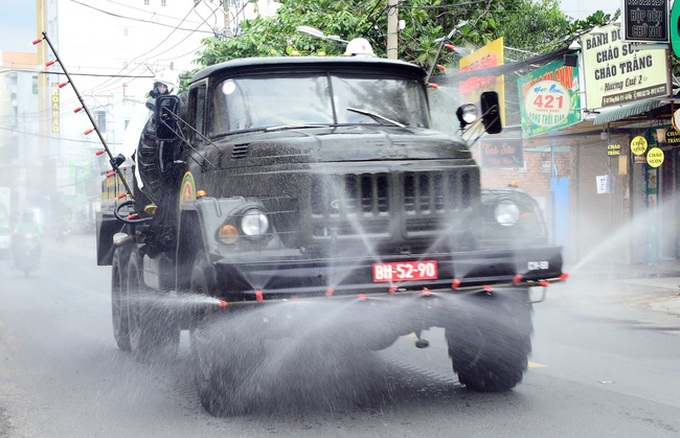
[180, 172, 196, 204]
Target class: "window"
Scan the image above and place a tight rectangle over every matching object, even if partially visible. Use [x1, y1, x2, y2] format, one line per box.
[143, 0, 149, 5]
[161, 0, 166, 6]
[94, 111, 107, 132]
[189, 85, 207, 141]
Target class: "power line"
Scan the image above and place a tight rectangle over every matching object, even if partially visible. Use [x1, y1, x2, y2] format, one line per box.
[0, 68, 154, 79]
[68, 0, 214, 34]
[0, 125, 116, 145]
[62, 3, 207, 102]
[75, 6, 196, 94]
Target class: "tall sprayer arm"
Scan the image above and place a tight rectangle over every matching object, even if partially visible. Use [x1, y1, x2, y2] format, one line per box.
[35, 31, 135, 200]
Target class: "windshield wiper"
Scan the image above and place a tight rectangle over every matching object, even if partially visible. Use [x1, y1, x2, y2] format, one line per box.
[264, 123, 331, 132]
[346, 107, 405, 128]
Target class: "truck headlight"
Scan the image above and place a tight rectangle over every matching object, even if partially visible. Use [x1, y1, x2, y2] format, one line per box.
[240, 208, 269, 238]
[456, 103, 478, 128]
[494, 199, 520, 227]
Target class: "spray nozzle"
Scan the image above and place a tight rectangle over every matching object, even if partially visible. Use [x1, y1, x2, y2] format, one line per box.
[110, 154, 126, 168]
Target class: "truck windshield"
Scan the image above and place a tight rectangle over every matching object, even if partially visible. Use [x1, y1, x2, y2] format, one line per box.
[209, 73, 429, 136]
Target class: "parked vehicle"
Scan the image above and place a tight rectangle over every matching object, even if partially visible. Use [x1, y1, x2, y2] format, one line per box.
[96, 45, 564, 415]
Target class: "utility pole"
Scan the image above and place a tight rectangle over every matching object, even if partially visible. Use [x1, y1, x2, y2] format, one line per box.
[36, 0, 48, 142]
[386, 0, 398, 59]
[36, 0, 51, 214]
[223, 0, 232, 39]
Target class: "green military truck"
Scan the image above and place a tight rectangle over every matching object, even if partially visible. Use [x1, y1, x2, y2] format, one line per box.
[96, 50, 563, 415]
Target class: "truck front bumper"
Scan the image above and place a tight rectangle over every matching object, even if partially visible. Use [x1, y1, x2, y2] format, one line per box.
[210, 245, 564, 302]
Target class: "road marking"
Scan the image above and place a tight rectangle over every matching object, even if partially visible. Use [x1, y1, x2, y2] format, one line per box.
[528, 361, 546, 368]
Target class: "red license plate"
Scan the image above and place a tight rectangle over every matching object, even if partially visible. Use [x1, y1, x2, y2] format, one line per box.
[372, 260, 438, 283]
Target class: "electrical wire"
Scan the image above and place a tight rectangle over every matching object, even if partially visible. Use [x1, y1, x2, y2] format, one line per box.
[68, 0, 214, 33]
[75, 4, 199, 98]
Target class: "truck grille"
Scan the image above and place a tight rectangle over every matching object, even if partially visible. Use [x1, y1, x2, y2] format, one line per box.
[403, 171, 472, 212]
[310, 170, 475, 238]
[311, 173, 389, 215]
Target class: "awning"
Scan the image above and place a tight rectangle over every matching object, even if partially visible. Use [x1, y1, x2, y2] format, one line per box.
[592, 98, 667, 126]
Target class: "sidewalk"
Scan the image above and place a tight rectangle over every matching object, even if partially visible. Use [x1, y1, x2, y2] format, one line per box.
[563, 260, 680, 317]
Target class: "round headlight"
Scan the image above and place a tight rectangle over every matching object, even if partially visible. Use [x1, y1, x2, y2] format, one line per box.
[456, 103, 478, 125]
[240, 208, 269, 238]
[494, 199, 520, 227]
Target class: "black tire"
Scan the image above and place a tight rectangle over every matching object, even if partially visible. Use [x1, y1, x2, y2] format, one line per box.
[126, 249, 180, 362]
[189, 257, 224, 415]
[190, 255, 263, 416]
[111, 246, 132, 351]
[445, 289, 533, 392]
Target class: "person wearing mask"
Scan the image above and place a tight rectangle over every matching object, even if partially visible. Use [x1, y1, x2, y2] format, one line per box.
[145, 71, 178, 110]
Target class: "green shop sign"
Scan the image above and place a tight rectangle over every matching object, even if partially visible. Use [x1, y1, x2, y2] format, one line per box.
[517, 59, 582, 138]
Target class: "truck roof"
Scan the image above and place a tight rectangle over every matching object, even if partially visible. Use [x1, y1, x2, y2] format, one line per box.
[190, 56, 427, 84]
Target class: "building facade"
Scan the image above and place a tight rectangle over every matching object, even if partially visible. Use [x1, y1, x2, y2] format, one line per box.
[0, 50, 40, 221]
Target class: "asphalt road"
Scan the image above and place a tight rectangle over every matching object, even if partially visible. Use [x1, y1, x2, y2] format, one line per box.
[1, 234, 679, 437]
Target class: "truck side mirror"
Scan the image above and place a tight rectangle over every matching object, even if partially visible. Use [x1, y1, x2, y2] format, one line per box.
[480, 91, 502, 134]
[155, 95, 181, 141]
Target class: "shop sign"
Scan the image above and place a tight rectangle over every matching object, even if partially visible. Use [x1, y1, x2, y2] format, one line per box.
[672, 108, 680, 132]
[479, 137, 523, 168]
[622, 0, 669, 44]
[516, 59, 581, 138]
[51, 81, 60, 133]
[607, 143, 621, 156]
[580, 24, 669, 110]
[647, 147, 664, 167]
[656, 126, 680, 144]
[630, 135, 648, 155]
[672, 0, 680, 57]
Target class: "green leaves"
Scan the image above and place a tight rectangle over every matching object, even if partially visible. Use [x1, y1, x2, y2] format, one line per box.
[189, 1, 624, 75]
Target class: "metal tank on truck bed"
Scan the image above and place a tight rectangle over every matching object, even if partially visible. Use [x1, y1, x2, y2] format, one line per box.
[96, 48, 565, 416]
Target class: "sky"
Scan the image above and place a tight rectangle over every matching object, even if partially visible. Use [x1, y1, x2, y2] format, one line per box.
[557, 0, 622, 20]
[0, 0, 37, 53]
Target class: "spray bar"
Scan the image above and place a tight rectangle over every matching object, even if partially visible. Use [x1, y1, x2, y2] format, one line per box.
[33, 31, 134, 200]
[207, 273, 569, 307]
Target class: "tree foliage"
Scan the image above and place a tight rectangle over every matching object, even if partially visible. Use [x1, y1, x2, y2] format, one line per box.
[193, 0, 594, 71]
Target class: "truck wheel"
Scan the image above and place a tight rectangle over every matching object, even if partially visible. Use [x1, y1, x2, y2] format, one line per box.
[445, 289, 533, 392]
[111, 246, 131, 351]
[126, 249, 180, 362]
[189, 256, 263, 416]
[191, 321, 229, 416]
[188, 258, 225, 415]
[192, 317, 266, 416]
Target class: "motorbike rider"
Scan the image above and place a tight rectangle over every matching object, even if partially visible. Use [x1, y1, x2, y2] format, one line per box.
[12, 208, 43, 264]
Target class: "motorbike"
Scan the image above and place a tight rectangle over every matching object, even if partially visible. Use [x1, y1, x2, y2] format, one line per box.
[12, 233, 41, 277]
[56, 223, 72, 242]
